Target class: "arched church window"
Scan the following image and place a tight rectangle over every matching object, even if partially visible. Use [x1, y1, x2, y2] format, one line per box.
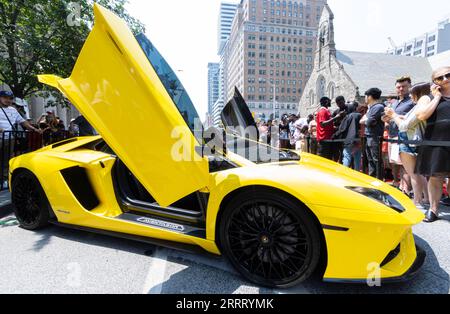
[328, 82, 335, 100]
[309, 90, 314, 107]
[316, 76, 326, 103]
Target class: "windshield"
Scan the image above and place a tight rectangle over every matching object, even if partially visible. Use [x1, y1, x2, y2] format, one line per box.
[224, 134, 300, 164]
[136, 33, 200, 133]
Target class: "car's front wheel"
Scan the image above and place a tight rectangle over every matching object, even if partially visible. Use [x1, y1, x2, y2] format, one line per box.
[219, 190, 321, 288]
[11, 170, 51, 230]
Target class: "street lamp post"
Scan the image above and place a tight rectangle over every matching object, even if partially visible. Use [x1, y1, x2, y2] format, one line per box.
[273, 83, 276, 120]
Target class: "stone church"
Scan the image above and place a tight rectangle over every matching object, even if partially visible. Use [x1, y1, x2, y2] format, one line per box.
[299, 4, 450, 116]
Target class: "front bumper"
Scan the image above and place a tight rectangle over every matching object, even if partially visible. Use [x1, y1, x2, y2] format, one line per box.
[379, 245, 426, 284]
[323, 245, 426, 284]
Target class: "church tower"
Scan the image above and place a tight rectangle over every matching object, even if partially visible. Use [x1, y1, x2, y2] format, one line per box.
[299, 4, 350, 116]
[315, 4, 336, 69]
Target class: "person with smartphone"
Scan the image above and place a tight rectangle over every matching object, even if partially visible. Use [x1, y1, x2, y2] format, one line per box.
[415, 66, 450, 222]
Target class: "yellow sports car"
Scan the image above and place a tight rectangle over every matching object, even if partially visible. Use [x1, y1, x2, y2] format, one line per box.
[9, 4, 425, 288]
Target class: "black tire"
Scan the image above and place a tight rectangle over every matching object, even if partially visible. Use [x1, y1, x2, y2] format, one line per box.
[219, 190, 321, 288]
[11, 170, 51, 230]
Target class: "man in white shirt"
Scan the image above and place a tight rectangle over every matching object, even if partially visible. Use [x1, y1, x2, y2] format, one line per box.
[0, 90, 41, 186]
[0, 91, 39, 133]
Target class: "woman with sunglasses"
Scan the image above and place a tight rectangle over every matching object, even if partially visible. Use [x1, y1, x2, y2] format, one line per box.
[415, 66, 450, 222]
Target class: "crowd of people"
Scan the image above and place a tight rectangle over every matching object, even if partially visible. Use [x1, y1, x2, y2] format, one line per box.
[0, 91, 95, 139]
[0, 90, 95, 188]
[257, 66, 450, 223]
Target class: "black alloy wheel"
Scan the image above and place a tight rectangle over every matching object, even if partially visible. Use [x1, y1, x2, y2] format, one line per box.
[11, 171, 50, 230]
[219, 190, 321, 288]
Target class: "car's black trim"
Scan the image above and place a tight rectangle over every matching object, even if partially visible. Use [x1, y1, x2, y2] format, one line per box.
[117, 212, 206, 238]
[49, 220, 215, 256]
[121, 199, 204, 224]
[322, 224, 349, 232]
[323, 245, 426, 284]
[60, 166, 100, 210]
[380, 244, 401, 268]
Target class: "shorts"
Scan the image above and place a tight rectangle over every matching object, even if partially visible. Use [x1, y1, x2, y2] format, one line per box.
[398, 132, 417, 156]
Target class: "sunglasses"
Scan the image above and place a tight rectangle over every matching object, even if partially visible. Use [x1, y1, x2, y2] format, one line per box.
[433, 72, 450, 84]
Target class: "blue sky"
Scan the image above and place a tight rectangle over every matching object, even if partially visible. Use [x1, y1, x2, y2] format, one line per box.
[126, 0, 450, 118]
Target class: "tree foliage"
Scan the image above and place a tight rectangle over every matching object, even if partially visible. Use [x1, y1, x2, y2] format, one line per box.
[0, 0, 145, 106]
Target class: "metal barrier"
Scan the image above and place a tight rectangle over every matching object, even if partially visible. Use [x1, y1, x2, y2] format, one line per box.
[1, 128, 448, 190]
[0, 130, 73, 191]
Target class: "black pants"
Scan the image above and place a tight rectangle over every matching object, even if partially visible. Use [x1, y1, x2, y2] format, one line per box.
[365, 137, 384, 180]
[332, 142, 343, 163]
[318, 141, 334, 161]
[309, 138, 318, 155]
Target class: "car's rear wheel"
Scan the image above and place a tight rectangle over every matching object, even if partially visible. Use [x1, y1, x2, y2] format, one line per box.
[11, 170, 50, 230]
[219, 190, 321, 288]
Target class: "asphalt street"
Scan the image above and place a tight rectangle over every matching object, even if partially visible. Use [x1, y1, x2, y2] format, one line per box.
[0, 190, 449, 294]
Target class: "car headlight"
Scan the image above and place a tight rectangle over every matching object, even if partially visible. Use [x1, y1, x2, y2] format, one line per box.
[345, 187, 406, 213]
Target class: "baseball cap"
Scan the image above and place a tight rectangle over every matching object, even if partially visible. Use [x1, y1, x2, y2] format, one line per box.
[0, 90, 14, 98]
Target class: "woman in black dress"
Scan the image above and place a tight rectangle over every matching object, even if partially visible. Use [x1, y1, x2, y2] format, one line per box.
[416, 66, 450, 222]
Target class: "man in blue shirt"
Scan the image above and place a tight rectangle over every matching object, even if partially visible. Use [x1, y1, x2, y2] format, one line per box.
[385, 76, 414, 191]
[360, 88, 385, 179]
[388, 77, 414, 139]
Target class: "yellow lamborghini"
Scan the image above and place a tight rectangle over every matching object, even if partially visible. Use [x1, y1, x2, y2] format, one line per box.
[9, 4, 425, 288]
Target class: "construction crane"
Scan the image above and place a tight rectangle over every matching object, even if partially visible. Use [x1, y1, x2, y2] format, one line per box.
[388, 37, 397, 50]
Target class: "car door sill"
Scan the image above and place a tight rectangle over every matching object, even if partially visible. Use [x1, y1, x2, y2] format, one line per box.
[121, 198, 204, 225]
[116, 212, 206, 238]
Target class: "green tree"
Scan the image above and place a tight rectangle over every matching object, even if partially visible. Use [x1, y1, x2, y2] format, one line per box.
[0, 0, 145, 105]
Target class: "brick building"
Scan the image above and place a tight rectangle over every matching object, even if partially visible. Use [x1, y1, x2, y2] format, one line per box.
[224, 0, 327, 121]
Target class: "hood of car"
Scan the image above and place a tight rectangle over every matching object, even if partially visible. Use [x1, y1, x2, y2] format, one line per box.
[272, 154, 420, 212]
[221, 88, 259, 141]
[218, 154, 423, 224]
[37, 4, 209, 207]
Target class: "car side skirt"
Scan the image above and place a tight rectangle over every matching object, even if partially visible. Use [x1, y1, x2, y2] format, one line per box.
[49, 220, 218, 258]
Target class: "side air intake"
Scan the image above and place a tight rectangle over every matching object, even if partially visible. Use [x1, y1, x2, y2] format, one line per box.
[60, 166, 100, 210]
